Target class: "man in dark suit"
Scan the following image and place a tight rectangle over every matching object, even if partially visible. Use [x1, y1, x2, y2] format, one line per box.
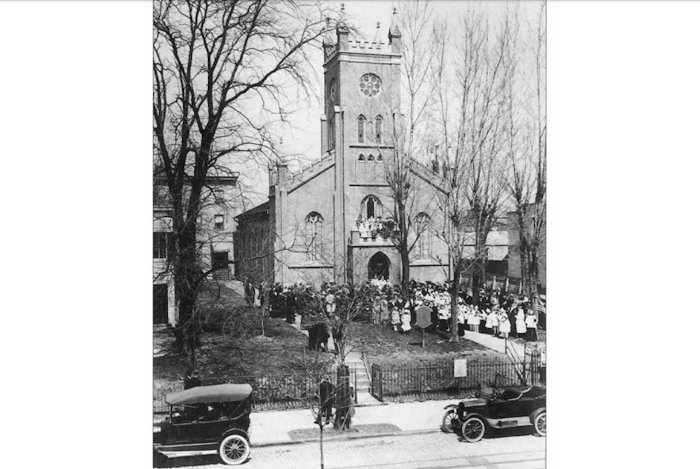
[318, 379, 334, 425]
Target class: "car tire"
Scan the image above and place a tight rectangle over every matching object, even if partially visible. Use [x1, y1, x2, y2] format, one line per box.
[441, 409, 459, 433]
[461, 416, 487, 443]
[534, 411, 546, 437]
[218, 434, 250, 465]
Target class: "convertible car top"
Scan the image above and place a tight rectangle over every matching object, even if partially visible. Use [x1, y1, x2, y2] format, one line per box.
[165, 384, 253, 406]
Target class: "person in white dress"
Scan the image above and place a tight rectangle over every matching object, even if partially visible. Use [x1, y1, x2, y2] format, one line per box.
[515, 306, 527, 338]
[400, 307, 412, 333]
[391, 307, 400, 331]
[499, 312, 511, 338]
[489, 309, 500, 337]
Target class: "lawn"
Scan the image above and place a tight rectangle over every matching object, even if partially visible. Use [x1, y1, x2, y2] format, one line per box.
[346, 323, 505, 367]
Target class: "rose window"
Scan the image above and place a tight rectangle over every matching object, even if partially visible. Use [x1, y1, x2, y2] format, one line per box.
[359, 73, 382, 97]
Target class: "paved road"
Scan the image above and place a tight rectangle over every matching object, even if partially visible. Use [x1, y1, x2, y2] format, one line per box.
[157, 431, 545, 469]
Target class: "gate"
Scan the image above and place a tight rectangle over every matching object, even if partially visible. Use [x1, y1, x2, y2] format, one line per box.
[370, 364, 383, 401]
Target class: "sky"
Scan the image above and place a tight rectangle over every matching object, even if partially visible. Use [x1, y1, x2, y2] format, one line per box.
[239, 0, 541, 210]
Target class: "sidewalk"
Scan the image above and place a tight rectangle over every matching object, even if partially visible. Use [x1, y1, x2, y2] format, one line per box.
[462, 330, 545, 359]
[249, 397, 454, 447]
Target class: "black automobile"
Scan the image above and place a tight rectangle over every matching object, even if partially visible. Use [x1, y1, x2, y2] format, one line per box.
[153, 383, 252, 465]
[442, 385, 546, 442]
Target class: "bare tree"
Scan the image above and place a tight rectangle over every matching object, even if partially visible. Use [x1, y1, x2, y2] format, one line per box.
[153, 0, 335, 367]
[376, 2, 438, 299]
[432, 6, 515, 341]
[503, 1, 546, 302]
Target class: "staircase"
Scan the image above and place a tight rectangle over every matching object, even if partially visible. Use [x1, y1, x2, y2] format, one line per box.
[345, 351, 382, 406]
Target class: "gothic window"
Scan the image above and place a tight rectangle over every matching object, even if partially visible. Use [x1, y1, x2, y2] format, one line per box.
[377, 153, 383, 162]
[357, 115, 366, 143]
[358, 154, 365, 161]
[305, 212, 324, 260]
[359, 73, 382, 97]
[415, 213, 431, 259]
[361, 195, 382, 220]
[375, 115, 383, 143]
[367, 154, 375, 161]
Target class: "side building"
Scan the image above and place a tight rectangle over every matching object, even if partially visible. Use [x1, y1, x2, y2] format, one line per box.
[153, 173, 240, 325]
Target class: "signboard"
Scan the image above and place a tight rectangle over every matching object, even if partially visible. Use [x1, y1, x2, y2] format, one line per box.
[454, 358, 467, 378]
[415, 305, 432, 329]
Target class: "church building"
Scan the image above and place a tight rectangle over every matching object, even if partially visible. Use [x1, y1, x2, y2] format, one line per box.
[234, 11, 452, 286]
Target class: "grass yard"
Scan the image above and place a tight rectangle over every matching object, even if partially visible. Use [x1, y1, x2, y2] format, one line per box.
[346, 322, 505, 367]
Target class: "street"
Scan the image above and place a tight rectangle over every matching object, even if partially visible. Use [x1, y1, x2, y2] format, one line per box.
[157, 431, 545, 469]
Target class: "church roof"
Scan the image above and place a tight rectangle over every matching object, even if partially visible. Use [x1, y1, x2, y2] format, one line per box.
[235, 200, 269, 220]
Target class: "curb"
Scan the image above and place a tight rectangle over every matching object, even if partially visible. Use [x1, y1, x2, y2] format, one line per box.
[253, 427, 441, 448]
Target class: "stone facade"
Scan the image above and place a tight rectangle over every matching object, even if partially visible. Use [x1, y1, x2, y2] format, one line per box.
[235, 16, 452, 287]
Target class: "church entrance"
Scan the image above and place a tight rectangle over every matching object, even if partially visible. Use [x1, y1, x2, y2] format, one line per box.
[368, 252, 390, 281]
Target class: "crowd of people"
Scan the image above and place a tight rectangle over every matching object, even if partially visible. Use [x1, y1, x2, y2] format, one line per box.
[248, 278, 545, 349]
[352, 217, 395, 239]
[370, 279, 545, 342]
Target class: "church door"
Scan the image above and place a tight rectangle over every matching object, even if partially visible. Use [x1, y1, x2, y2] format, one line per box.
[368, 252, 390, 281]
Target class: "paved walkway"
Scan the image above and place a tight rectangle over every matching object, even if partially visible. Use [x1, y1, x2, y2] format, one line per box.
[462, 331, 545, 360]
[249, 397, 455, 446]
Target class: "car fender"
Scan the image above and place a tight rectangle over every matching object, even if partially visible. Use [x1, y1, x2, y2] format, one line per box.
[443, 404, 458, 411]
[461, 412, 488, 426]
[219, 428, 250, 444]
[529, 407, 546, 423]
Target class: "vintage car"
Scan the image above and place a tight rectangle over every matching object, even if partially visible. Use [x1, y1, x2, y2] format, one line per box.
[441, 385, 546, 442]
[153, 383, 253, 465]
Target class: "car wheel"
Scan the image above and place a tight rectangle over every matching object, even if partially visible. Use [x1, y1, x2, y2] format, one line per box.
[218, 434, 250, 465]
[441, 409, 460, 433]
[534, 411, 546, 437]
[461, 416, 486, 443]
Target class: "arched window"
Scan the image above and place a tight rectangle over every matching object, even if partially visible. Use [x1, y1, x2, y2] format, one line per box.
[305, 212, 324, 260]
[375, 115, 383, 143]
[357, 115, 366, 143]
[361, 195, 382, 220]
[367, 154, 375, 161]
[415, 212, 431, 259]
[358, 153, 365, 161]
[377, 153, 383, 162]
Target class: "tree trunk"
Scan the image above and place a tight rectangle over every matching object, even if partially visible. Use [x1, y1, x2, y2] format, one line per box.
[400, 248, 410, 299]
[172, 213, 201, 367]
[450, 267, 460, 342]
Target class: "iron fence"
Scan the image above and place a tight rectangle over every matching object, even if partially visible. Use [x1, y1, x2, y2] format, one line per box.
[154, 369, 357, 414]
[370, 359, 531, 403]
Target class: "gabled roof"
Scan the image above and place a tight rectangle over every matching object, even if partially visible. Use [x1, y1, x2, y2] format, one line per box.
[409, 158, 448, 194]
[287, 153, 335, 194]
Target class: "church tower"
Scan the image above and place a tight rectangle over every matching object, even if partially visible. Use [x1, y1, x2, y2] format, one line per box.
[321, 7, 403, 283]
